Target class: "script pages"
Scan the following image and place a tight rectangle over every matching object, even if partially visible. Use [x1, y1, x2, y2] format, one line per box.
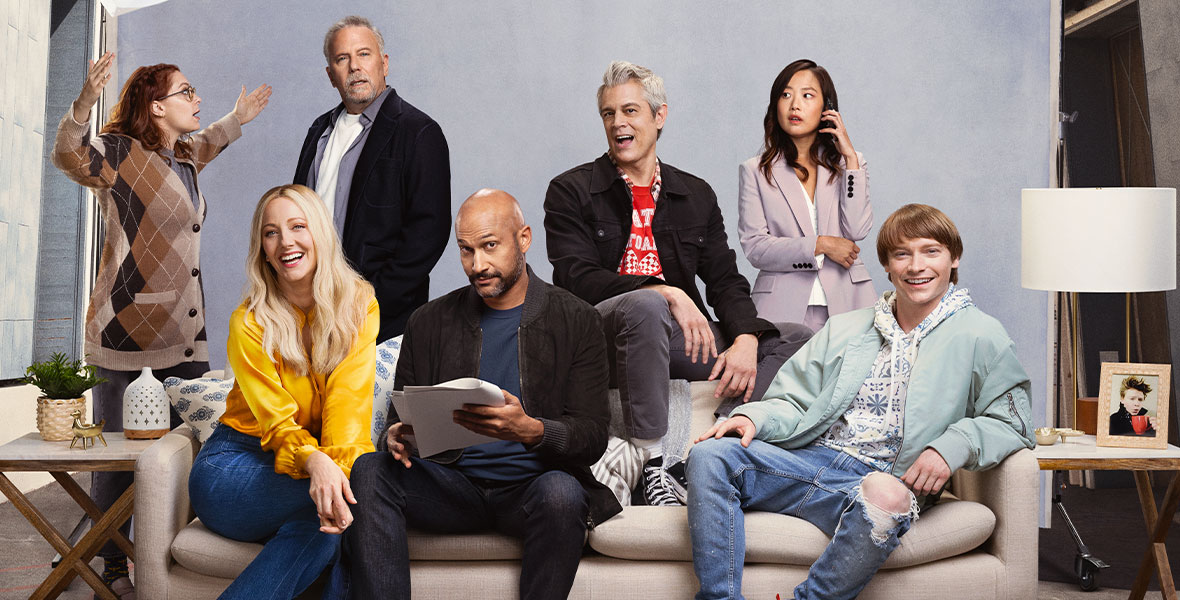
[391, 377, 506, 457]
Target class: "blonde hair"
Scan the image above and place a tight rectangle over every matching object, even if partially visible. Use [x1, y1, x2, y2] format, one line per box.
[243, 184, 373, 375]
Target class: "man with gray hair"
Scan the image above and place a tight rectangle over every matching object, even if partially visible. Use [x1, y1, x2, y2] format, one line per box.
[544, 61, 811, 506]
[295, 15, 450, 342]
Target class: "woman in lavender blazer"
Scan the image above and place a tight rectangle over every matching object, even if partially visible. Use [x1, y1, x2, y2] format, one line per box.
[738, 59, 875, 331]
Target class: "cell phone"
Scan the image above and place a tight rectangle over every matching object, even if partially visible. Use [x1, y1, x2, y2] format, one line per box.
[821, 98, 836, 132]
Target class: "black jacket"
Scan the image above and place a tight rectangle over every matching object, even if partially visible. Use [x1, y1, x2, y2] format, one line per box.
[544, 153, 775, 340]
[1109, 405, 1155, 436]
[388, 266, 622, 526]
[294, 89, 451, 342]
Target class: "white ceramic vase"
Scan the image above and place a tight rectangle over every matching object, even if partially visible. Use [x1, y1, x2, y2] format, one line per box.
[123, 367, 170, 439]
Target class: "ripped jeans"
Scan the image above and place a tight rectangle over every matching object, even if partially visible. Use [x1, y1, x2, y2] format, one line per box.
[687, 439, 917, 600]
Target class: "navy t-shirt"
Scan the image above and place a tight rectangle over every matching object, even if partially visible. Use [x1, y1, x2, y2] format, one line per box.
[454, 304, 546, 481]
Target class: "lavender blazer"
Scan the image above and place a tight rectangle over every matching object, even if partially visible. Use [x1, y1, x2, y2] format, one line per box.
[737, 153, 876, 324]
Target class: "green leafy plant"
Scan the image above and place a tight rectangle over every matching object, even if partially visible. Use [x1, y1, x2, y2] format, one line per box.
[20, 353, 107, 399]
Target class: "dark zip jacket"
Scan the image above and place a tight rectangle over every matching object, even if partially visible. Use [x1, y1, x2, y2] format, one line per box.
[544, 153, 776, 341]
[386, 265, 621, 525]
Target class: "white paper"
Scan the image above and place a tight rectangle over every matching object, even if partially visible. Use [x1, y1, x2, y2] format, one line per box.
[390, 377, 506, 457]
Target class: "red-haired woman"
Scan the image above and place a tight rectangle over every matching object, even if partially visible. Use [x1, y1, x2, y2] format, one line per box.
[51, 52, 270, 598]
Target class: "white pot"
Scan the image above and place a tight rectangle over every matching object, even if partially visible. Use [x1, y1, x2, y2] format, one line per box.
[123, 367, 170, 439]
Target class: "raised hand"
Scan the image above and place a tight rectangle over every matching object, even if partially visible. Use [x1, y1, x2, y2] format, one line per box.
[73, 52, 115, 122]
[233, 83, 272, 125]
[818, 109, 859, 170]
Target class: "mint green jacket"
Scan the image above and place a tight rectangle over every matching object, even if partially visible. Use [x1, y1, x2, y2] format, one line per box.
[732, 305, 1035, 477]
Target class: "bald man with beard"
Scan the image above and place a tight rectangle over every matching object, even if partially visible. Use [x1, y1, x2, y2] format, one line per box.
[340, 190, 620, 599]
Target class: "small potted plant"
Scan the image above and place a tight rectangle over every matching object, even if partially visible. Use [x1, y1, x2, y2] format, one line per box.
[21, 353, 107, 441]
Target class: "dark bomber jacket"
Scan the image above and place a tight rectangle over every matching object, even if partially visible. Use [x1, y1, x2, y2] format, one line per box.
[544, 153, 776, 341]
[388, 266, 621, 525]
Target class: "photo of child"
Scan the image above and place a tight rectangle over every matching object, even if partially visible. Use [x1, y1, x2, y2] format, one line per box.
[1108, 375, 1158, 437]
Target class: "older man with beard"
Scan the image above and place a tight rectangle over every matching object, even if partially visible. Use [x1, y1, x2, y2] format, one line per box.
[340, 189, 620, 599]
[294, 15, 450, 343]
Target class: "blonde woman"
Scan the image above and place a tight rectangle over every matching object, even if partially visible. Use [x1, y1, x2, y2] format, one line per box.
[188, 184, 378, 599]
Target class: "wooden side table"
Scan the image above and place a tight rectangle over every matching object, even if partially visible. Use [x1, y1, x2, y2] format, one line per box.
[0, 432, 155, 600]
[1034, 434, 1180, 600]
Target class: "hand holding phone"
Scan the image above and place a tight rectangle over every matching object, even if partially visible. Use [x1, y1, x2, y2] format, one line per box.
[821, 98, 836, 132]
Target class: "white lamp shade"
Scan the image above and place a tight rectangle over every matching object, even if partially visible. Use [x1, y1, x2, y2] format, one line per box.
[1022, 187, 1177, 292]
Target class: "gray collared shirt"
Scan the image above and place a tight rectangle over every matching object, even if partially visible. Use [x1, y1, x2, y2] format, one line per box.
[307, 86, 393, 234]
[158, 147, 199, 213]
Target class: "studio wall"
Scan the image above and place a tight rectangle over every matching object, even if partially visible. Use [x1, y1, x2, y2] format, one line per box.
[108, 0, 1055, 426]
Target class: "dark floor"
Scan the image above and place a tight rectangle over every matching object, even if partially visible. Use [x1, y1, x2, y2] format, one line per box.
[1039, 471, 1180, 592]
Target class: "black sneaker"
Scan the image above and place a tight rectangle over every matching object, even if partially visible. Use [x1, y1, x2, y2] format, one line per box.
[639, 457, 683, 506]
[664, 459, 689, 504]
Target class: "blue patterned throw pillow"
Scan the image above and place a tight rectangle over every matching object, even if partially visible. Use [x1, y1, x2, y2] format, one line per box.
[371, 336, 402, 447]
[163, 376, 233, 443]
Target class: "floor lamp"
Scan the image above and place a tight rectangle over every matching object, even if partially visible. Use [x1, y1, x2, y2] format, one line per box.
[1021, 187, 1176, 590]
[1021, 187, 1177, 429]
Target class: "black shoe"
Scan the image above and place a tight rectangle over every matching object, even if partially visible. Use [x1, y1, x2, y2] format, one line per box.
[639, 457, 683, 506]
[664, 459, 689, 504]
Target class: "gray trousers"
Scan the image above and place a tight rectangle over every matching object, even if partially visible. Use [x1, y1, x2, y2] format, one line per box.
[596, 289, 812, 439]
[91, 361, 208, 558]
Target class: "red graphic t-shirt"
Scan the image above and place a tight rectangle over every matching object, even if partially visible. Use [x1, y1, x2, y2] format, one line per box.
[619, 183, 663, 278]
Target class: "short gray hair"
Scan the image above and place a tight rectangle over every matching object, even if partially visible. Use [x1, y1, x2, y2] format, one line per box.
[597, 61, 666, 117]
[323, 16, 385, 63]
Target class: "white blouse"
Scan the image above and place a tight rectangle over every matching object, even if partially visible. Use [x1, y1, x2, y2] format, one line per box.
[798, 178, 828, 307]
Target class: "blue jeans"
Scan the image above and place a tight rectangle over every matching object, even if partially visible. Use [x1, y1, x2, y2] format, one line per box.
[687, 439, 915, 600]
[189, 425, 339, 600]
[338, 451, 589, 600]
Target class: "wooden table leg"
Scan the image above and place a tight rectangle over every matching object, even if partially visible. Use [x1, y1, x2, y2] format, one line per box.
[1130, 471, 1180, 600]
[49, 471, 135, 560]
[31, 483, 134, 600]
[0, 473, 115, 600]
[1133, 471, 1158, 535]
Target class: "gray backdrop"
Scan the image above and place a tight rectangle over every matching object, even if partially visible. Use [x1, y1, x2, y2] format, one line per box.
[114, 0, 1053, 427]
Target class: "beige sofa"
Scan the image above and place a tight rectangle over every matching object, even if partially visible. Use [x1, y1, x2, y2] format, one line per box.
[135, 381, 1038, 599]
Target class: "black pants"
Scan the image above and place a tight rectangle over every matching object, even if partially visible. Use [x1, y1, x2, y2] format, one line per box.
[596, 289, 813, 438]
[91, 361, 208, 558]
[342, 452, 589, 600]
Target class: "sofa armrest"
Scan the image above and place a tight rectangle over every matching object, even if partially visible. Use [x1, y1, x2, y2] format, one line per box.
[135, 426, 200, 600]
[949, 448, 1038, 599]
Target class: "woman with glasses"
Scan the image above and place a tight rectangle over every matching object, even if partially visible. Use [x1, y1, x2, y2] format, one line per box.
[51, 53, 270, 599]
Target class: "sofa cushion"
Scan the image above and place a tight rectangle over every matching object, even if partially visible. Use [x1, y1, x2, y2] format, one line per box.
[587, 498, 995, 569]
[171, 520, 262, 579]
[171, 519, 525, 578]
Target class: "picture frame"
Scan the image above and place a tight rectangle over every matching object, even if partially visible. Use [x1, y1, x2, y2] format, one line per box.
[1096, 362, 1171, 449]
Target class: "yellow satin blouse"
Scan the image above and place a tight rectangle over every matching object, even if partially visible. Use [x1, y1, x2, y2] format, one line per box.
[219, 297, 379, 478]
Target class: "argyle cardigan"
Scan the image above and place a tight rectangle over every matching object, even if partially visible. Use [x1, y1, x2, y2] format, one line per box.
[52, 109, 242, 371]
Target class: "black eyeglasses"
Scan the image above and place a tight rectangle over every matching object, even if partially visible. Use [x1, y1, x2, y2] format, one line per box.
[157, 86, 197, 102]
